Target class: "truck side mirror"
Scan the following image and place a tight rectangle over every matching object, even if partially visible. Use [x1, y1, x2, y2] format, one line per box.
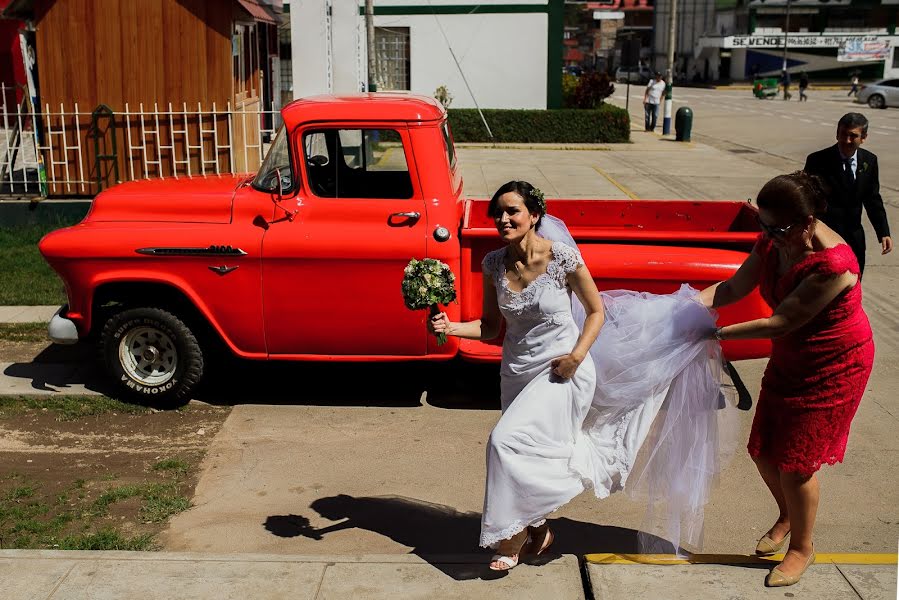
[271, 167, 298, 222]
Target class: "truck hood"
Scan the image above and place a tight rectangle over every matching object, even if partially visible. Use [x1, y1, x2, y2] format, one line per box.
[84, 175, 248, 223]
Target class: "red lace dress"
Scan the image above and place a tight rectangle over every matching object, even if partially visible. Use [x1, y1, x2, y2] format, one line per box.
[748, 237, 875, 476]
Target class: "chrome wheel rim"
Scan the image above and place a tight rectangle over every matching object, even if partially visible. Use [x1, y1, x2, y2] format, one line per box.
[119, 326, 177, 385]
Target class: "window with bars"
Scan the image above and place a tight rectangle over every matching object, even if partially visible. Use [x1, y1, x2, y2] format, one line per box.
[374, 27, 411, 91]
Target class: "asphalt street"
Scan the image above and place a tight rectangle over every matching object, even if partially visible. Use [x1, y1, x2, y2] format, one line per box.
[610, 84, 899, 200]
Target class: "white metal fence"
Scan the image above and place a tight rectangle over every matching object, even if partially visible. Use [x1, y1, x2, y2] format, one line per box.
[0, 84, 281, 197]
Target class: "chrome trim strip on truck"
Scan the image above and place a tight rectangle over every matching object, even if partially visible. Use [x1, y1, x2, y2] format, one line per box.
[136, 245, 248, 257]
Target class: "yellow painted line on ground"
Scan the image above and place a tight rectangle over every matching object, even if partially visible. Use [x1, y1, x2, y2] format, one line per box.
[590, 165, 639, 200]
[585, 553, 898, 566]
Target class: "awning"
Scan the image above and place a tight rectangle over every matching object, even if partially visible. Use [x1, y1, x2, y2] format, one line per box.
[236, 0, 278, 25]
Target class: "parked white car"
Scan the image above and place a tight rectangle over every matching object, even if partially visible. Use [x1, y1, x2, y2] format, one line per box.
[615, 66, 652, 85]
[856, 79, 899, 109]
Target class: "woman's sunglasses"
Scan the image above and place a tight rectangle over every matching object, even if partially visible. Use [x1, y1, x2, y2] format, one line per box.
[757, 217, 795, 238]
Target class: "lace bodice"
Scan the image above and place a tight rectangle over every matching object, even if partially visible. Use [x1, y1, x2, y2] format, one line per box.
[482, 241, 584, 321]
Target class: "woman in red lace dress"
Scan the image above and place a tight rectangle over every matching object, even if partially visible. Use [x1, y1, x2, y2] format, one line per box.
[699, 171, 874, 588]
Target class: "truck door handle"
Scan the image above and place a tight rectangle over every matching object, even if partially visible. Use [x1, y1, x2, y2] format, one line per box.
[388, 211, 421, 226]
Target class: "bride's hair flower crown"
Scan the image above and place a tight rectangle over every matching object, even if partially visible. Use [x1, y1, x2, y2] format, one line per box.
[530, 187, 546, 215]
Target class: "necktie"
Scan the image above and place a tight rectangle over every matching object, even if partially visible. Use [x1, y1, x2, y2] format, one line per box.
[843, 158, 855, 185]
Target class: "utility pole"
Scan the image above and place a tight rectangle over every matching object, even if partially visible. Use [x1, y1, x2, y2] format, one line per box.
[662, 0, 677, 135]
[780, 0, 791, 100]
[365, 0, 376, 92]
[781, 0, 791, 71]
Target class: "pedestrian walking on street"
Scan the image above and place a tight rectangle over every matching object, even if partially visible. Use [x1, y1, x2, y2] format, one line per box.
[798, 71, 809, 102]
[431, 181, 731, 571]
[643, 72, 666, 132]
[781, 70, 792, 100]
[803, 112, 893, 276]
[699, 171, 875, 588]
[848, 74, 860, 97]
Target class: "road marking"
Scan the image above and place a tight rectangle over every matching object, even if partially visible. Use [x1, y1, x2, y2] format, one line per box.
[591, 165, 640, 199]
[585, 553, 899, 566]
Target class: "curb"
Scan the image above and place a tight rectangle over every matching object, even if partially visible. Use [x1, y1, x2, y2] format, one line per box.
[585, 552, 899, 565]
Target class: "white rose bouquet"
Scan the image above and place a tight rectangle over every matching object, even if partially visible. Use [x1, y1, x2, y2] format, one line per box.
[401, 258, 457, 346]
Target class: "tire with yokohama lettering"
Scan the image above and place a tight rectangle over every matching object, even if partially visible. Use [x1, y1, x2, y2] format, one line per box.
[101, 307, 204, 404]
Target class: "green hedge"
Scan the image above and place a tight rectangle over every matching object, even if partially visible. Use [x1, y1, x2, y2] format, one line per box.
[447, 105, 630, 144]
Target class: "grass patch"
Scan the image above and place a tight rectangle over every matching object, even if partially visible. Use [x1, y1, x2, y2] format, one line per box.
[58, 529, 155, 551]
[1, 461, 193, 550]
[0, 219, 80, 306]
[0, 395, 151, 421]
[0, 322, 48, 343]
[152, 458, 190, 476]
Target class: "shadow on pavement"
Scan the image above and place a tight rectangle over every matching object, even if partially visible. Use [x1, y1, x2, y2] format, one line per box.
[264, 494, 668, 581]
[3, 342, 502, 410]
[2, 340, 118, 397]
[196, 357, 501, 409]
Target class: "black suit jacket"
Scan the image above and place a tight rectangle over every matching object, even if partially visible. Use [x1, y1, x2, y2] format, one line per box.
[803, 145, 891, 245]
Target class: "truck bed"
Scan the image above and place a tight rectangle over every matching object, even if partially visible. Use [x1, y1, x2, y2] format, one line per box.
[462, 198, 760, 245]
[458, 199, 770, 362]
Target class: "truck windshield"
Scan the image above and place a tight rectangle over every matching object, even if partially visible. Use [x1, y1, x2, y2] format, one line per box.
[252, 126, 292, 193]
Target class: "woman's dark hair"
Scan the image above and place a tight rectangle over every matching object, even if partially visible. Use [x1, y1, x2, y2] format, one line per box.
[487, 180, 546, 229]
[756, 171, 828, 221]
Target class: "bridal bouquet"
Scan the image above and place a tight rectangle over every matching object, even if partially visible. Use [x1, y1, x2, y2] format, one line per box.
[401, 258, 457, 345]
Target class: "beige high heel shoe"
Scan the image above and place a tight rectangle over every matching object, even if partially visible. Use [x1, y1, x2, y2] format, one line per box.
[489, 529, 531, 571]
[765, 549, 815, 587]
[755, 530, 790, 556]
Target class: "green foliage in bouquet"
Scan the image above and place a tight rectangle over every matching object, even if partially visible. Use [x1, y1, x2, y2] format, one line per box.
[401, 258, 457, 345]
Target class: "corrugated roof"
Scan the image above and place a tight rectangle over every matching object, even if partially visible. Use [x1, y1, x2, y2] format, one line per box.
[236, 0, 277, 24]
[2, 0, 281, 23]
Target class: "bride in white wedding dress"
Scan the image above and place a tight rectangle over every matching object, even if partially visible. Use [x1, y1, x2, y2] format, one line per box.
[430, 181, 729, 571]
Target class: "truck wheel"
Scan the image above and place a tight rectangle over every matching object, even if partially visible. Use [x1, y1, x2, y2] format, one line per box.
[101, 307, 204, 404]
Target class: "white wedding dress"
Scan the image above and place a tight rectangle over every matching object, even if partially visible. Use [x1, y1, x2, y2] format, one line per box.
[479, 232, 730, 553]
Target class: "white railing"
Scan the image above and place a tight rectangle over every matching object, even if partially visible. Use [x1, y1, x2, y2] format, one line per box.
[0, 84, 281, 197]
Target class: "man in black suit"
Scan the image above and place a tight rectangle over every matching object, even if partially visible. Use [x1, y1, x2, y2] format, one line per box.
[803, 112, 892, 275]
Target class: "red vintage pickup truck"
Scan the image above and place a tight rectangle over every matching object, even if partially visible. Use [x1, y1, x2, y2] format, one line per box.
[39, 94, 769, 403]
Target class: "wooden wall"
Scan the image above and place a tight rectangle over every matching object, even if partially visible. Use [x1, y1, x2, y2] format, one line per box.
[32, 0, 241, 194]
[34, 0, 231, 109]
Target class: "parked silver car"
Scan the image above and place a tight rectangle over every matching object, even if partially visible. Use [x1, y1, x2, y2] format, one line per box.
[856, 79, 899, 109]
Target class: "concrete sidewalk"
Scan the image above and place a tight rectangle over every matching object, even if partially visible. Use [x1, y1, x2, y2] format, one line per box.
[1, 550, 895, 599]
[0, 305, 58, 323]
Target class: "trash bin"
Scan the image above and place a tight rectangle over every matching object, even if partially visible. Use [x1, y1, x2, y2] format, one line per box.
[675, 107, 692, 142]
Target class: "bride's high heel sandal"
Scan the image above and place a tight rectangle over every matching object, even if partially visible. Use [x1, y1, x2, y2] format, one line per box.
[526, 523, 554, 556]
[489, 529, 531, 571]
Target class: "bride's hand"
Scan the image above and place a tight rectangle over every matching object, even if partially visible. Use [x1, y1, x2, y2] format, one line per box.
[429, 311, 452, 337]
[551, 354, 582, 379]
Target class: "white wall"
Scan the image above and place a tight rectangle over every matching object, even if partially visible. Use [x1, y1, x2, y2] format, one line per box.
[332, 0, 363, 93]
[370, 12, 548, 109]
[291, 0, 331, 98]
[291, 1, 550, 108]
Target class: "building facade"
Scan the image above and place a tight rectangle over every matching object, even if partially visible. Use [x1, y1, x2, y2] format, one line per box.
[700, 0, 899, 81]
[290, 0, 565, 109]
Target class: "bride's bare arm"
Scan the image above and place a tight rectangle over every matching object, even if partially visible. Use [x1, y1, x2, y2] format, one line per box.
[551, 265, 605, 379]
[429, 275, 502, 341]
